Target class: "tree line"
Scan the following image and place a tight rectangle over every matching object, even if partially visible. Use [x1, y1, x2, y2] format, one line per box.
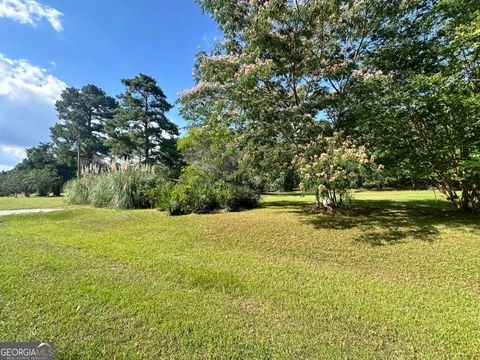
[0, 73, 179, 196]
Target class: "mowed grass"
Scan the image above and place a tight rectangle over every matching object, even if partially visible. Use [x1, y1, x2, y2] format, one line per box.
[0, 195, 64, 210]
[0, 191, 479, 358]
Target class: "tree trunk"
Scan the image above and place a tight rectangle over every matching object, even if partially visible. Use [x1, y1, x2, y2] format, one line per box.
[144, 95, 150, 163]
[323, 190, 334, 210]
[315, 187, 335, 210]
[432, 176, 479, 211]
[77, 136, 81, 178]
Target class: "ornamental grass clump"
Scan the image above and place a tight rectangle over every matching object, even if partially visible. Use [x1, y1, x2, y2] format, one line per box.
[64, 161, 159, 209]
[63, 176, 93, 205]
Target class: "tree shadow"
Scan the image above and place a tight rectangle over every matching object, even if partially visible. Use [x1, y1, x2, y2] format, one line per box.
[260, 200, 307, 210]
[307, 206, 480, 246]
[263, 194, 480, 246]
[350, 199, 452, 210]
[260, 193, 312, 210]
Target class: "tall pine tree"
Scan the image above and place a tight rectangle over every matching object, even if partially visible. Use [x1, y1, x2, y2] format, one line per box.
[51, 85, 117, 177]
[106, 74, 179, 166]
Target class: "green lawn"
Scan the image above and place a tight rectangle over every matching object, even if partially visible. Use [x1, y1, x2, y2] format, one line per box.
[0, 195, 64, 210]
[0, 191, 479, 358]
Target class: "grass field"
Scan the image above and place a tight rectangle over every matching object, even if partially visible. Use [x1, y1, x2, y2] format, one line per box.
[0, 191, 479, 358]
[0, 195, 64, 210]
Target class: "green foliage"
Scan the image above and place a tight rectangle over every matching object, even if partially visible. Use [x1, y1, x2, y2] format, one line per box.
[176, 123, 266, 197]
[16, 143, 57, 172]
[106, 74, 180, 168]
[217, 183, 260, 212]
[182, 0, 393, 180]
[167, 167, 219, 215]
[153, 166, 259, 215]
[177, 125, 238, 180]
[27, 168, 63, 197]
[0, 172, 7, 197]
[64, 166, 159, 209]
[13, 142, 71, 195]
[0, 168, 62, 197]
[182, 0, 480, 210]
[51, 85, 117, 174]
[152, 180, 175, 211]
[355, 0, 480, 210]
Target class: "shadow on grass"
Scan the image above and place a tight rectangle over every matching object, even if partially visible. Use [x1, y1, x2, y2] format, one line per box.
[260, 200, 308, 209]
[350, 199, 452, 210]
[263, 193, 480, 246]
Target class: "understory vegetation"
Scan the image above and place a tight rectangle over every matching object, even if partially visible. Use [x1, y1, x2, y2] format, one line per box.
[64, 164, 259, 213]
[156, 167, 259, 215]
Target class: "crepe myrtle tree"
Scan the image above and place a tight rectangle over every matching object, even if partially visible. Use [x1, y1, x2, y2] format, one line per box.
[296, 132, 382, 209]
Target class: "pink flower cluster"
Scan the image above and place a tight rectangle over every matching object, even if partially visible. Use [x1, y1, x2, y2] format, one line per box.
[178, 81, 208, 97]
[351, 69, 384, 80]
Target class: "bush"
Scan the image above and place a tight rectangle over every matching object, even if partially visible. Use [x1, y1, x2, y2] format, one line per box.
[167, 186, 192, 215]
[220, 184, 260, 211]
[64, 164, 260, 214]
[154, 166, 259, 215]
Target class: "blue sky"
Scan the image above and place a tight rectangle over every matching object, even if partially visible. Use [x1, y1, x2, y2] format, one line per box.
[0, 0, 220, 170]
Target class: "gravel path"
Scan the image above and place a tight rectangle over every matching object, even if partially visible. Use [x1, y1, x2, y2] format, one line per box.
[0, 209, 62, 217]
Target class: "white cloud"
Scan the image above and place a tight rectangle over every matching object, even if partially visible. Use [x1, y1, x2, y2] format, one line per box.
[0, 52, 66, 104]
[1, 145, 26, 158]
[0, 0, 63, 31]
[0, 145, 26, 170]
[0, 53, 66, 168]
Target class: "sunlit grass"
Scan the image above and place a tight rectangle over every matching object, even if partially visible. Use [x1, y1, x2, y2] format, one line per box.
[0, 191, 478, 358]
[0, 195, 64, 210]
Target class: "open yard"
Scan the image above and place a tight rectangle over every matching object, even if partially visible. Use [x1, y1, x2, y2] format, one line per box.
[0, 191, 479, 358]
[0, 195, 64, 211]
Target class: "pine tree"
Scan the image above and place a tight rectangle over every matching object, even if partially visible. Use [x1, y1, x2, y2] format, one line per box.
[106, 74, 179, 167]
[51, 85, 117, 177]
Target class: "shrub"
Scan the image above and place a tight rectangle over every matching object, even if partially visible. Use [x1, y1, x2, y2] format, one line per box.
[155, 166, 259, 215]
[152, 180, 175, 211]
[223, 185, 259, 211]
[164, 170, 219, 215]
[167, 185, 192, 215]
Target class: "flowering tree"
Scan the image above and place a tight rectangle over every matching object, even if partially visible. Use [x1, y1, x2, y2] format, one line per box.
[296, 132, 381, 209]
[177, 0, 394, 190]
